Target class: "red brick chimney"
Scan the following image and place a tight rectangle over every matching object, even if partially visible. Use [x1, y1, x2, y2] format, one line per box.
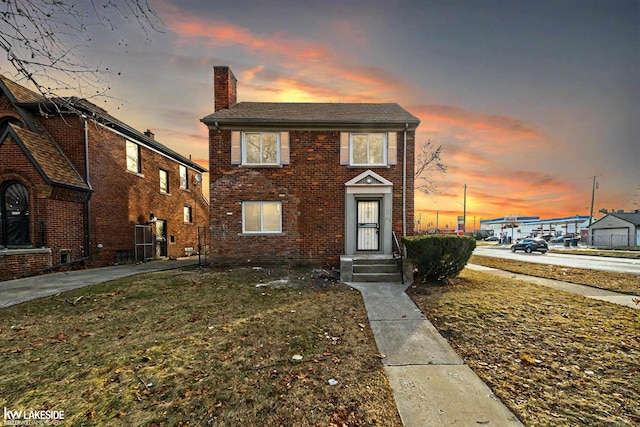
[214, 66, 237, 112]
[144, 129, 154, 140]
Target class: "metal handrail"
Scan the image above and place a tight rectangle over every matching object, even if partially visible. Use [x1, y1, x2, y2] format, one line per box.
[392, 231, 405, 284]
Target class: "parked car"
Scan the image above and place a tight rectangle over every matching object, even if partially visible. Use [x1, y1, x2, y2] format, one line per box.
[511, 238, 548, 253]
[484, 236, 500, 242]
[549, 234, 573, 244]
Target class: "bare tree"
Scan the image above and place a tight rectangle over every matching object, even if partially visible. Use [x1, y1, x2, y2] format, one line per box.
[414, 140, 447, 195]
[0, 0, 162, 100]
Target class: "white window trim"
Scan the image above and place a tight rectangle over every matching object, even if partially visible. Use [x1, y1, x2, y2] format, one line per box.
[242, 132, 280, 166]
[350, 133, 388, 167]
[183, 205, 192, 223]
[159, 169, 169, 194]
[126, 140, 141, 174]
[179, 165, 188, 190]
[241, 201, 283, 234]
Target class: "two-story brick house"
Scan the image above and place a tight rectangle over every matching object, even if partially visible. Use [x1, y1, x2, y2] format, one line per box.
[201, 66, 418, 279]
[0, 76, 209, 281]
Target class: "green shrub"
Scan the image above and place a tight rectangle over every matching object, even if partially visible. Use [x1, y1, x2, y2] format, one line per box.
[402, 235, 476, 284]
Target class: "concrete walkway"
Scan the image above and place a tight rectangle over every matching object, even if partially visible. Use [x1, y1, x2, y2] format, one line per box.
[0, 258, 198, 308]
[345, 265, 637, 425]
[346, 280, 523, 427]
[466, 264, 640, 310]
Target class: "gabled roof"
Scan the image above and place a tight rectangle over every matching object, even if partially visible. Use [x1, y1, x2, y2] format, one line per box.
[2, 124, 89, 190]
[0, 75, 45, 104]
[56, 98, 208, 173]
[589, 212, 640, 228]
[201, 102, 420, 131]
[0, 76, 207, 174]
[609, 212, 640, 226]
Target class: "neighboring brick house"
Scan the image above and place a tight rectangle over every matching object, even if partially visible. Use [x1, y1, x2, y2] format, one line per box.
[0, 76, 209, 280]
[201, 66, 419, 278]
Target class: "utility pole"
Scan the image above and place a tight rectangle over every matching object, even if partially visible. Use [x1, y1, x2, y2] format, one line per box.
[588, 176, 598, 226]
[463, 184, 467, 235]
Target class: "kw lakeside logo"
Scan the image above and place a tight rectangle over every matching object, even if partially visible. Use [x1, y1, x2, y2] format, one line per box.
[3, 407, 64, 425]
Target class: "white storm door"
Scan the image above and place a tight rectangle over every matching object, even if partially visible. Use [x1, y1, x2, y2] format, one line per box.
[357, 200, 380, 251]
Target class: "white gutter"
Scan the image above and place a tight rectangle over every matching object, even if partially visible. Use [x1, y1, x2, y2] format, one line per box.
[403, 123, 408, 237]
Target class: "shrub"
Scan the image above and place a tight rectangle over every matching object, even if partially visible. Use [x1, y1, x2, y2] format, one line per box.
[402, 235, 476, 284]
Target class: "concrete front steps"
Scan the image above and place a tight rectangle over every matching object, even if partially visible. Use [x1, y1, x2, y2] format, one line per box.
[340, 255, 407, 283]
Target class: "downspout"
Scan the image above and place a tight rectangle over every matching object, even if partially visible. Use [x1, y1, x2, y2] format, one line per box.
[402, 123, 408, 237]
[83, 117, 92, 260]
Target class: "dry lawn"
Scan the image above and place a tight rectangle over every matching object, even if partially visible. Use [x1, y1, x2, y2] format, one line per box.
[0, 267, 401, 426]
[407, 269, 640, 426]
[470, 255, 640, 296]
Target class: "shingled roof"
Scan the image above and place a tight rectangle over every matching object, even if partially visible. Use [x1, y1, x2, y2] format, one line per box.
[0, 75, 45, 105]
[0, 76, 206, 174]
[58, 97, 207, 173]
[201, 102, 420, 130]
[610, 212, 640, 226]
[4, 125, 89, 190]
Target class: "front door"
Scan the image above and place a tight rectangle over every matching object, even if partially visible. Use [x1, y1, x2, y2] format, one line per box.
[357, 200, 380, 251]
[1, 181, 30, 247]
[156, 220, 167, 257]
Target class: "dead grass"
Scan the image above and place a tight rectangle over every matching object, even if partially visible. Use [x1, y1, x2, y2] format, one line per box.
[470, 255, 640, 296]
[407, 269, 640, 426]
[551, 249, 640, 259]
[0, 267, 401, 426]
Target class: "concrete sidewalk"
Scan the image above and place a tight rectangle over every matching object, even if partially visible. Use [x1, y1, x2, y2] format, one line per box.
[346, 281, 523, 427]
[466, 264, 640, 310]
[0, 258, 198, 308]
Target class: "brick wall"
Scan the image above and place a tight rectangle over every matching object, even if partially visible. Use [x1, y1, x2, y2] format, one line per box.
[1, 91, 209, 273]
[0, 249, 52, 281]
[84, 123, 209, 264]
[209, 129, 415, 267]
[0, 135, 86, 279]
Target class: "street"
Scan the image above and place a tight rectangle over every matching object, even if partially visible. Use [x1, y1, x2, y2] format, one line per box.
[473, 245, 640, 275]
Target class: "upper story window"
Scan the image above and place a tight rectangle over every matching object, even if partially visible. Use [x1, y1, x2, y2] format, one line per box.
[244, 132, 279, 165]
[242, 201, 282, 234]
[231, 131, 290, 166]
[340, 132, 397, 167]
[126, 141, 141, 173]
[351, 133, 386, 166]
[179, 165, 188, 189]
[159, 169, 169, 193]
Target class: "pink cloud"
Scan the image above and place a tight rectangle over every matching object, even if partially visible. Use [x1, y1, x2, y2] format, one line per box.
[154, 1, 404, 101]
[410, 104, 546, 143]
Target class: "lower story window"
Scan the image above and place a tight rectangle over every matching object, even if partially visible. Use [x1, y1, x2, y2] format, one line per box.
[183, 206, 192, 223]
[242, 201, 282, 233]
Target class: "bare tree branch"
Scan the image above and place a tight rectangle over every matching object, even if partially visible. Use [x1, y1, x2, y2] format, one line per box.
[415, 140, 447, 195]
[0, 0, 162, 102]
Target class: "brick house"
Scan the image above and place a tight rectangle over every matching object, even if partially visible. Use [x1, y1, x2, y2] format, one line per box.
[201, 66, 419, 280]
[0, 76, 209, 281]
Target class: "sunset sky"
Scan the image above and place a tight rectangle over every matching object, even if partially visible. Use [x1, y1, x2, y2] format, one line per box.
[3, 0, 638, 231]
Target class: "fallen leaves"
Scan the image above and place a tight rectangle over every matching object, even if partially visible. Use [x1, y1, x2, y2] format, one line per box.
[408, 268, 640, 427]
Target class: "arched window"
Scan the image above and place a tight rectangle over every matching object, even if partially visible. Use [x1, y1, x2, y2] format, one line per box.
[0, 181, 30, 247]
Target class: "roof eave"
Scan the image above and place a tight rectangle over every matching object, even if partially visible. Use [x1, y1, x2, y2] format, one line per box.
[200, 117, 420, 132]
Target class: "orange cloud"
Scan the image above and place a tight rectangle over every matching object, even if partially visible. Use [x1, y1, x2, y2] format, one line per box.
[410, 104, 546, 143]
[154, 0, 404, 102]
